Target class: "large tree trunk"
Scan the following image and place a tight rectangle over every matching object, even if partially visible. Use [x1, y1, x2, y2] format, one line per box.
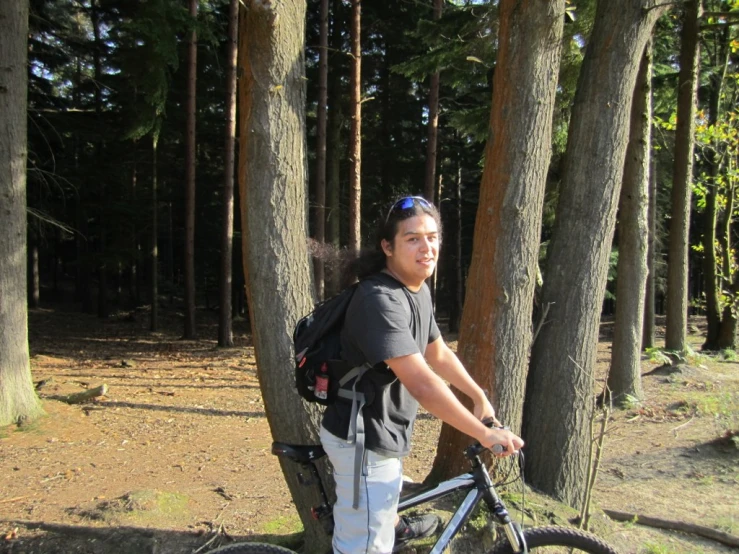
[183, 0, 198, 339]
[608, 41, 652, 403]
[0, 0, 44, 427]
[427, 0, 565, 483]
[665, 0, 701, 352]
[524, 0, 666, 507]
[348, 0, 362, 252]
[218, 0, 239, 348]
[237, 1, 330, 549]
[313, 0, 329, 301]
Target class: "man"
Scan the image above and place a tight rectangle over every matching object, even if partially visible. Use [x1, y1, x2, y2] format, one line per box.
[321, 196, 524, 553]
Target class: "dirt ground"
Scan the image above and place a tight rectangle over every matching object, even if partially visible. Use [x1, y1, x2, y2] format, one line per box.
[1, 305, 737, 554]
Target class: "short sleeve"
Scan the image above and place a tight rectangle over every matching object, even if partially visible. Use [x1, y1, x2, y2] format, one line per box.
[343, 289, 420, 366]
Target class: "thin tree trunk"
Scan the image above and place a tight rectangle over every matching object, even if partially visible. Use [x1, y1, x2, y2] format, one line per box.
[28, 234, 40, 309]
[0, 0, 45, 427]
[130, 140, 141, 308]
[313, 0, 329, 300]
[150, 135, 159, 332]
[665, 0, 702, 352]
[91, 0, 108, 320]
[428, 0, 565, 483]
[524, 0, 667, 506]
[703, 24, 730, 350]
[446, 154, 463, 334]
[642, 159, 657, 350]
[219, 0, 239, 348]
[348, 0, 361, 252]
[718, 173, 737, 348]
[424, 0, 442, 203]
[238, 1, 331, 548]
[184, 0, 198, 339]
[608, 40, 652, 403]
[326, 0, 344, 297]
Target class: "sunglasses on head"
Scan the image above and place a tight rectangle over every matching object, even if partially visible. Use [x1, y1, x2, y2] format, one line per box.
[385, 196, 432, 224]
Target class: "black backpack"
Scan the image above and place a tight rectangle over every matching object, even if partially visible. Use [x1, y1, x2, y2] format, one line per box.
[293, 284, 370, 405]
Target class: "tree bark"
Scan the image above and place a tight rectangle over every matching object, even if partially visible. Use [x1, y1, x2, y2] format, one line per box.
[524, 0, 666, 507]
[665, 0, 702, 352]
[608, 40, 652, 403]
[184, 0, 198, 339]
[348, 0, 362, 252]
[0, 0, 45, 427]
[428, 0, 565, 482]
[218, 0, 239, 348]
[237, 1, 330, 548]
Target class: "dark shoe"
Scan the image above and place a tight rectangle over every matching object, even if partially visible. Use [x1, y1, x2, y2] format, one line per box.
[394, 514, 441, 550]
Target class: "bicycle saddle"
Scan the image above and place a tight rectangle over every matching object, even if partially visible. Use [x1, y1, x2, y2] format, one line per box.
[272, 442, 327, 464]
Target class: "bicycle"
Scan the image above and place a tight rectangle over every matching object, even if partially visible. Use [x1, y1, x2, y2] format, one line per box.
[206, 426, 619, 554]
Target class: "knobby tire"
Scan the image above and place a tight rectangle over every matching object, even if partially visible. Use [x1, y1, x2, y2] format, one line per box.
[205, 542, 297, 554]
[489, 526, 618, 554]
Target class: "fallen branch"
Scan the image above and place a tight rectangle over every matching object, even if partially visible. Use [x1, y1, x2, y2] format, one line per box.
[603, 509, 739, 548]
[52, 384, 108, 404]
[0, 497, 27, 504]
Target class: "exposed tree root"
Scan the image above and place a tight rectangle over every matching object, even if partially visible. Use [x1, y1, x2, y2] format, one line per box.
[604, 508, 739, 548]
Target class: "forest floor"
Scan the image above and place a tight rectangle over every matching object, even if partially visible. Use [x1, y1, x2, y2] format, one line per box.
[0, 303, 738, 554]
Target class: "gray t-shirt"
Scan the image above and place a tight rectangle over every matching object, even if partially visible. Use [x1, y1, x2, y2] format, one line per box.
[322, 272, 441, 457]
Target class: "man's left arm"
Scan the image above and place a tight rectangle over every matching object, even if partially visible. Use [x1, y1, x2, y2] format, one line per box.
[424, 337, 498, 423]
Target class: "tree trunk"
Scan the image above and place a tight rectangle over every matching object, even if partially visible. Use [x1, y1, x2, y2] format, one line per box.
[608, 40, 652, 403]
[703, 24, 730, 351]
[427, 0, 565, 483]
[524, 0, 666, 507]
[91, 0, 108, 320]
[447, 155, 463, 334]
[325, 0, 344, 297]
[348, 0, 362, 252]
[423, 0, 442, 203]
[150, 135, 159, 332]
[218, 0, 239, 348]
[313, 0, 329, 301]
[184, 0, 198, 339]
[718, 179, 737, 349]
[0, 0, 44, 427]
[642, 159, 657, 350]
[28, 233, 40, 309]
[237, 1, 331, 549]
[665, 0, 701, 353]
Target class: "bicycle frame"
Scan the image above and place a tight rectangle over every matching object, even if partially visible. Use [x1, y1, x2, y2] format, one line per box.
[271, 441, 527, 554]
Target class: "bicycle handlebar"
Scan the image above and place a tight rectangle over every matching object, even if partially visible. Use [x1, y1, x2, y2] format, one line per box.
[481, 417, 509, 455]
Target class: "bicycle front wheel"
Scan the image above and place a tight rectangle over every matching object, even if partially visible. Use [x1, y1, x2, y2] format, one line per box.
[205, 542, 298, 554]
[489, 526, 618, 554]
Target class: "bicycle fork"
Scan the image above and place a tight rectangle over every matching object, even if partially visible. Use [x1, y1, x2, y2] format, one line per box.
[482, 486, 528, 553]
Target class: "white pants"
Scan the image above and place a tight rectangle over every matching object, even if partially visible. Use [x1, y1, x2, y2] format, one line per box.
[320, 425, 403, 554]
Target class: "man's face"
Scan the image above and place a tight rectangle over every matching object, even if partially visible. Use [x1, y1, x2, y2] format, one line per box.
[382, 214, 440, 290]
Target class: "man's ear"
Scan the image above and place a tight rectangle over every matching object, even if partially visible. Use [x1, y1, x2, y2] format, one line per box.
[381, 239, 393, 257]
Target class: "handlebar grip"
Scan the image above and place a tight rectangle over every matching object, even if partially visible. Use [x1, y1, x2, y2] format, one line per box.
[492, 444, 506, 455]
